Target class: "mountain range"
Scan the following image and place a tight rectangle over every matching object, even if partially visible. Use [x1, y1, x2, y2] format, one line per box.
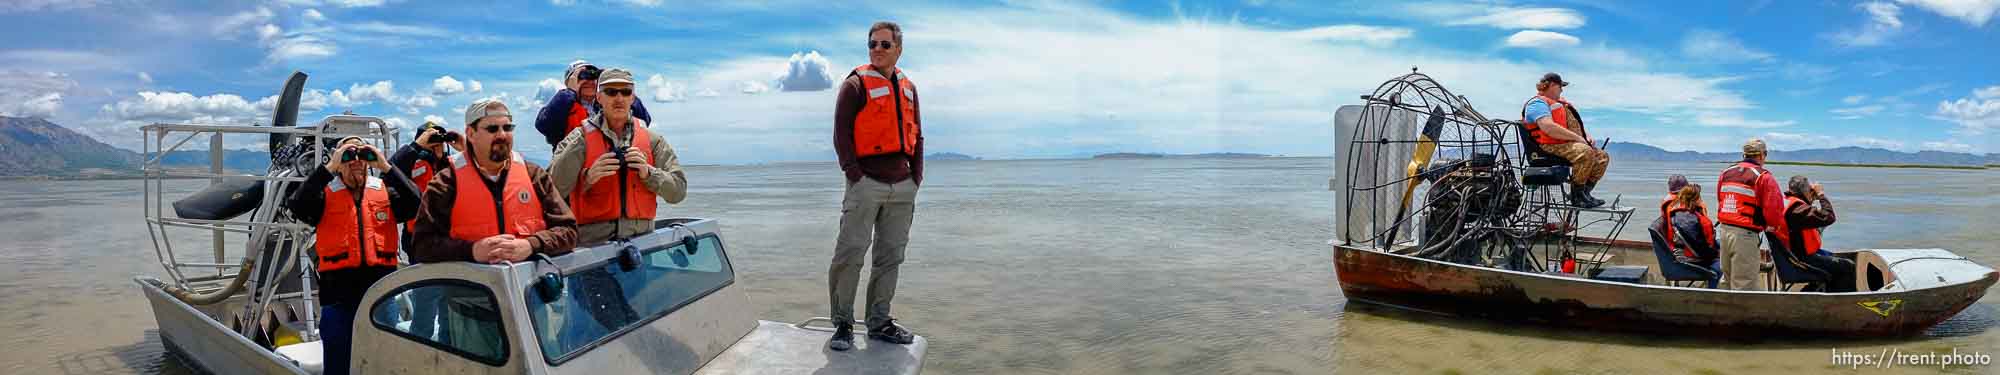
[0, 116, 1993, 177]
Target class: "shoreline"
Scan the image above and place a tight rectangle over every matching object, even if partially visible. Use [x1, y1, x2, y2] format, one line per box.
[1757, 161, 1988, 170]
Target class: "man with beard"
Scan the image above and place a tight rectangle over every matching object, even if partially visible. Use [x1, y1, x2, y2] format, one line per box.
[409, 99, 578, 264]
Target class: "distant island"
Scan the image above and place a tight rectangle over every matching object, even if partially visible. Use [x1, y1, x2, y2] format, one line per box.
[928, 152, 980, 161]
[1093, 152, 1270, 159]
[1604, 142, 1994, 169]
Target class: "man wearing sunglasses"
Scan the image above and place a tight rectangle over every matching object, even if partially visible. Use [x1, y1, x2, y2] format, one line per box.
[551, 68, 687, 245]
[285, 137, 420, 375]
[408, 99, 578, 266]
[827, 20, 922, 352]
[536, 60, 654, 150]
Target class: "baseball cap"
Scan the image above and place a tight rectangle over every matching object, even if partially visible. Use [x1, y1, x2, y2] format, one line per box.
[463, 99, 511, 127]
[1540, 72, 1569, 87]
[597, 68, 635, 86]
[1742, 138, 1767, 156]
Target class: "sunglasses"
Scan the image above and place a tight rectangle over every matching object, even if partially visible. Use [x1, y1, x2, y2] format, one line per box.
[601, 88, 633, 97]
[480, 123, 516, 133]
[340, 146, 378, 162]
[869, 40, 895, 50]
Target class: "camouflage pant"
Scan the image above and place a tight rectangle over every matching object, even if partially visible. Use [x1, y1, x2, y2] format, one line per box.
[1544, 142, 1608, 185]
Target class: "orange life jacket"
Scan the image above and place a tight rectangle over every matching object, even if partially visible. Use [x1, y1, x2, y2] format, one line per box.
[1659, 199, 1716, 260]
[404, 158, 438, 228]
[316, 176, 401, 272]
[569, 122, 657, 225]
[448, 152, 548, 242]
[565, 99, 591, 135]
[1715, 161, 1771, 230]
[850, 64, 919, 158]
[1520, 95, 1574, 145]
[1783, 196, 1825, 256]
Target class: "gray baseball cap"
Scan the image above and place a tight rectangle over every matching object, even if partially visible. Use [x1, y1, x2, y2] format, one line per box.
[463, 99, 511, 127]
[598, 68, 635, 86]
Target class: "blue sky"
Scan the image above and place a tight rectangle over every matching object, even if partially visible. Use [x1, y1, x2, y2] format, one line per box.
[0, 0, 1995, 164]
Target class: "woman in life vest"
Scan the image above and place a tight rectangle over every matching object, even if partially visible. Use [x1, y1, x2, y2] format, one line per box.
[285, 137, 421, 375]
[1782, 175, 1856, 292]
[1656, 181, 1722, 288]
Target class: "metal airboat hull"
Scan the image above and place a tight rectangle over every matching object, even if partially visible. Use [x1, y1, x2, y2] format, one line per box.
[1332, 242, 1998, 338]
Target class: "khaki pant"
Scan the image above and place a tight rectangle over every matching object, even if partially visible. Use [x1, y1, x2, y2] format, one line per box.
[1717, 225, 1766, 291]
[1543, 142, 1608, 185]
[829, 176, 918, 329]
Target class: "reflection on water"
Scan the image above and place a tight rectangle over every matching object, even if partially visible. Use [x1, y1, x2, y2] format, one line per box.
[0, 159, 1992, 374]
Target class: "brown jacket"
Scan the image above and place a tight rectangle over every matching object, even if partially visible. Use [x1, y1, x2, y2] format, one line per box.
[833, 73, 923, 185]
[408, 158, 578, 263]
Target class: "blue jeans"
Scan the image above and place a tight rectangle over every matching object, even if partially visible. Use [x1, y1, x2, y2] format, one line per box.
[321, 303, 356, 375]
[1702, 260, 1723, 289]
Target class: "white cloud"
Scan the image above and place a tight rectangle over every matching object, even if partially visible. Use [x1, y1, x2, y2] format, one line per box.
[1842, 94, 1868, 105]
[1932, 85, 2000, 135]
[1680, 29, 1774, 63]
[1692, 111, 1795, 128]
[1286, 25, 1415, 46]
[533, 78, 564, 102]
[1895, 0, 2000, 26]
[401, 95, 437, 115]
[103, 91, 263, 124]
[467, 80, 483, 93]
[0, 0, 107, 13]
[1830, 104, 1886, 120]
[302, 9, 324, 23]
[613, 0, 662, 6]
[0, 70, 76, 119]
[1443, 7, 1587, 30]
[347, 22, 452, 38]
[432, 75, 466, 95]
[423, 115, 447, 127]
[212, 7, 274, 38]
[1921, 140, 1976, 152]
[647, 74, 685, 102]
[1504, 30, 1580, 48]
[346, 80, 397, 103]
[1830, 2, 1904, 47]
[279, 0, 389, 8]
[137, 72, 154, 84]
[777, 51, 836, 92]
[739, 81, 771, 94]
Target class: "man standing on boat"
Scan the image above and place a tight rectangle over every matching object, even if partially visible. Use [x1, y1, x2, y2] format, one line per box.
[537, 60, 653, 151]
[1714, 139, 1787, 291]
[551, 68, 687, 244]
[1521, 72, 1609, 208]
[827, 20, 921, 351]
[1782, 175, 1855, 292]
[409, 99, 578, 264]
[287, 137, 421, 375]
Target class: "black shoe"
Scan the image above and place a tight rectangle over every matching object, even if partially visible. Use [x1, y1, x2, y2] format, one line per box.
[868, 319, 915, 345]
[1570, 183, 1605, 208]
[827, 323, 854, 351]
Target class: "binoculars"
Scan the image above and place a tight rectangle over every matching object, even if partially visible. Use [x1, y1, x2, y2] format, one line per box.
[426, 128, 461, 145]
[577, 65, 602, 81]
[339, 146, 378, 162]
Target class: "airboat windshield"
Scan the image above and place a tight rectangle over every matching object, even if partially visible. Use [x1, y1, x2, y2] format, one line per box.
[524, 231, 735, 364]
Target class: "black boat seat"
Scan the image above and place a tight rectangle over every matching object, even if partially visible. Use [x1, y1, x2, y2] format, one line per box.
[1511, 120, 1572, 186]
[1648, 226, 1719, 288]
[1765, 232, 1832, 292]
[172, 180, 264, 220]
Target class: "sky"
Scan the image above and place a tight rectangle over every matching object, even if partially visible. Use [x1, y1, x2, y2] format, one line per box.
[0, 0, 1995, 164]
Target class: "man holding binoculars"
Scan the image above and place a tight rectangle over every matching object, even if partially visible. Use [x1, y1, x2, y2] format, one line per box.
[550, 67, 686, 245]
[285, 136, 421, 375]
[536, 60, 653, 151]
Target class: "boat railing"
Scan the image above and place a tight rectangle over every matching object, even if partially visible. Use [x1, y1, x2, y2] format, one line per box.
[140, 115, 400, 343]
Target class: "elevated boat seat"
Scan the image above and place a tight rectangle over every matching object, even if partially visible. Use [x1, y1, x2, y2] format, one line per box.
[1509, 120, 1572, 186]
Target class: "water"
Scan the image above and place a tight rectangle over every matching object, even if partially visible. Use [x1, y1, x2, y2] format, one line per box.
[0, 158, 1994, 374]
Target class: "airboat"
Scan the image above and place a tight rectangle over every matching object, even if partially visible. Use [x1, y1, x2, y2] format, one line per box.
[1330, 70, 1996, 337]
[133, 72, 926, 374]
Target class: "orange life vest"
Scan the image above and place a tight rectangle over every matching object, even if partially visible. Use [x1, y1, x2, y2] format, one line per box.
[404, 158, 438, 227]
[1783, 196, 1824, 256]
[1659, 199, 1716, 260]
[565, 99, 591, 135]
[448, 152, 548, 242]
[1715, 161, 1771, 230]
[316, 176, 401, 272]
[569, 122, 657, 225]
[1520, 95, 1575, 145]
[850, 64, 919, 158]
